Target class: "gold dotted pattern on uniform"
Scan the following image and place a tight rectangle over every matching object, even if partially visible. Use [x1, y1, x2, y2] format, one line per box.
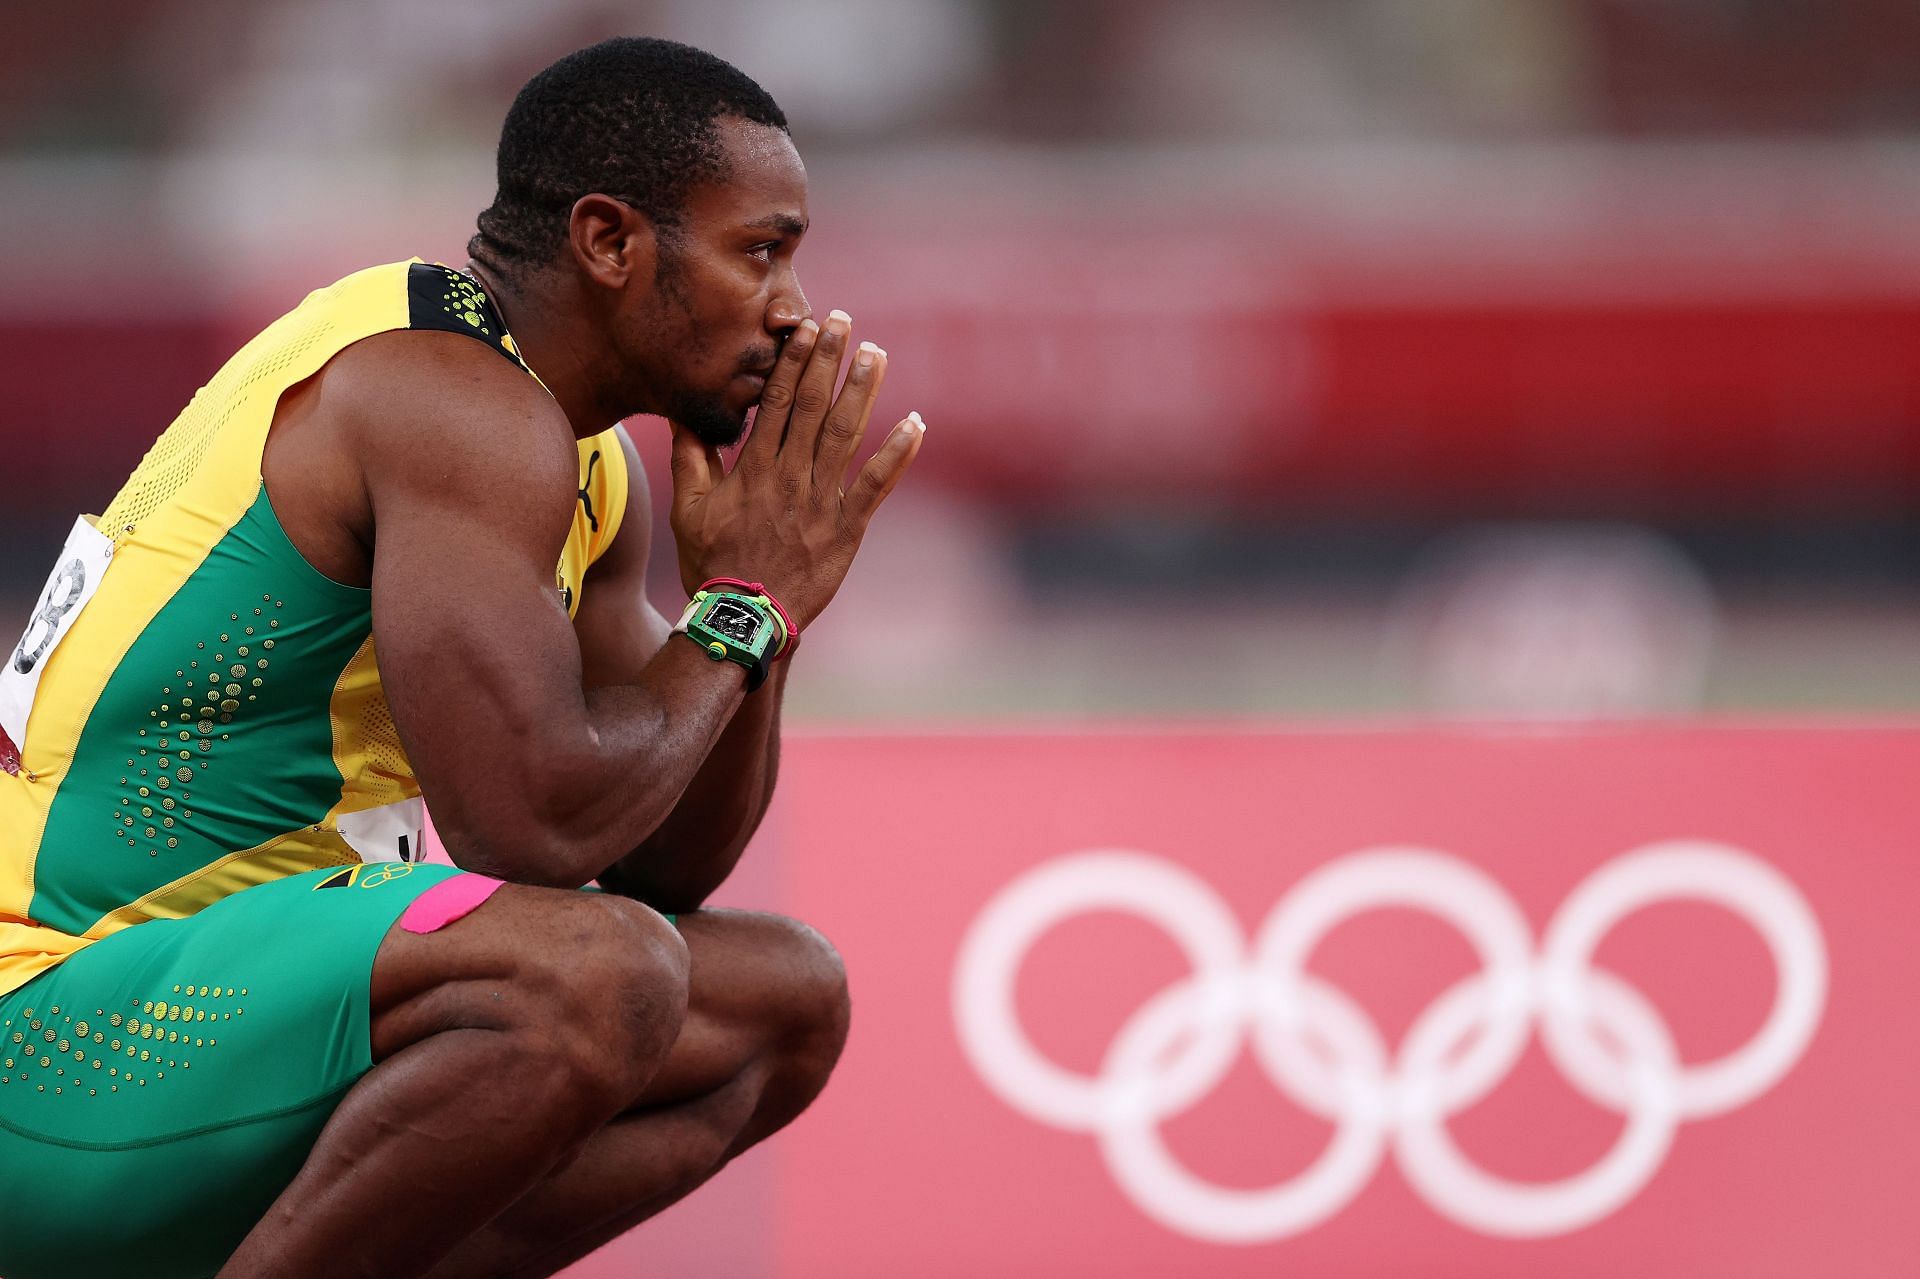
[436, 268, 493, 335]
[113, 602, 283, 858]
[358, 689, 411, 779]
[0, 985, 249, 1097]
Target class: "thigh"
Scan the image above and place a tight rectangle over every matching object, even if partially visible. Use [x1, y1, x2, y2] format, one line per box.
[0, 861, 465, 1279]
[363, 876, 674, 1062]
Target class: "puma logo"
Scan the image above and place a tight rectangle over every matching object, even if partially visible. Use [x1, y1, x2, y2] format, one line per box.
[578, 450, 602, 533]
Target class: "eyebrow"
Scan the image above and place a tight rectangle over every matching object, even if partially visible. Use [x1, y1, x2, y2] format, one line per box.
[743, 213, 808, 238]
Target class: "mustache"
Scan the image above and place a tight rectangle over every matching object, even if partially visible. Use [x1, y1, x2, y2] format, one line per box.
[739, 342, 780, 376]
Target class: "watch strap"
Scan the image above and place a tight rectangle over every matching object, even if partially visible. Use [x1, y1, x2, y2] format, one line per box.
[697, 577, 799, 660]
[674, 590, 773, 692]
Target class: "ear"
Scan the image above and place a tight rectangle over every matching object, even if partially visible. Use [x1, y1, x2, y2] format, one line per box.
[566, 194, 658, 291]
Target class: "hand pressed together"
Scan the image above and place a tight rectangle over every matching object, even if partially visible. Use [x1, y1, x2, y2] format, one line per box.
[667, 309, 924, 631]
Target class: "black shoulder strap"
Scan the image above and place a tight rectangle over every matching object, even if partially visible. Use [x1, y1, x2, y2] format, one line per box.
[406, 262, 529, 372]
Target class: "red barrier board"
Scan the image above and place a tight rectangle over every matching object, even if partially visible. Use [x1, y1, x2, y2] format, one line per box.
[747, 726, 1919, 1278]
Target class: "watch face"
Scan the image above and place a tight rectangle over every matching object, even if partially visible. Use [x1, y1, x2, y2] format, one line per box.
[704, 598, 764, 646]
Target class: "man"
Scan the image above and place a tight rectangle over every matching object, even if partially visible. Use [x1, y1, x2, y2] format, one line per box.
[0, 36, 923, 1278]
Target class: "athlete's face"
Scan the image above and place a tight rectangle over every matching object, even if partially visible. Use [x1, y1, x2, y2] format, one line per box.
[626, 119, 811, 447]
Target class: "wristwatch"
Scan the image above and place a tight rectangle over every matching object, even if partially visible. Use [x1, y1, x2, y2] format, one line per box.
[673, 591, 777, 691]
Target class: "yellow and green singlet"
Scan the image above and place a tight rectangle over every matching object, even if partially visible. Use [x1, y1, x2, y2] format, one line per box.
[0, 261, 627, 999]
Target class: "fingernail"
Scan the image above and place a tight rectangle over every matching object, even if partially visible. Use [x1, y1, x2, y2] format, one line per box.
[907, 411, 926, 433]
[856, 341, 879, 368]
[827, 309, 852, 331]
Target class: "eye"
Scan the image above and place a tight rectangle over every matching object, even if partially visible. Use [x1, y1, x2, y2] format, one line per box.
[748, 242, 778, 263]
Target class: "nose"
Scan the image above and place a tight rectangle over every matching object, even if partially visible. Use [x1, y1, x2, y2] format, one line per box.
[767, 272, 811, 339]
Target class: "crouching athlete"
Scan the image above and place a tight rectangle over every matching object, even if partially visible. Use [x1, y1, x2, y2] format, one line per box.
[0, 36, 924, 1279]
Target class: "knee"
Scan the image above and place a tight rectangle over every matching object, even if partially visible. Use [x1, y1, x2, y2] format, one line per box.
[523, 895, 691, 1108]
[755, 916, 852, 1100]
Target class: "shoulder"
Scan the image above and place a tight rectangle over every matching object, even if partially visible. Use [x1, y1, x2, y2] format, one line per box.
[324, 328, 580, 536]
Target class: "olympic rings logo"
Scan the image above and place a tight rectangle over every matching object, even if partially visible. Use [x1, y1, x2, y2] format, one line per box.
[356, 863, 417, 889]
[952, 842, 1826, 1242]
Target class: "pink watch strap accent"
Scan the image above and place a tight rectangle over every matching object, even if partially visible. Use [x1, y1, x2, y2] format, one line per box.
[697, 577, 800, 660]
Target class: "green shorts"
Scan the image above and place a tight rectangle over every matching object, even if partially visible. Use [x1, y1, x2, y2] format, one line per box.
[0, 861, 469, 1279]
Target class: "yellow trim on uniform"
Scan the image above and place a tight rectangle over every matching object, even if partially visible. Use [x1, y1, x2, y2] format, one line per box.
[82, 830, 358, 940]
[589, 429, 629, 564]
[0, 920, 91, 996]
[556, 428, 629, 617]
[324, 636, 418, 818]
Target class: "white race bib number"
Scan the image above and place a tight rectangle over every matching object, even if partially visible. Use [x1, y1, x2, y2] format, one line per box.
[338, 796, 428, 864]
[2, 517, 115, 748]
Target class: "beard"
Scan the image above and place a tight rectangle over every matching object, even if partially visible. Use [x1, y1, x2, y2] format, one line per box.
[665, 386, 751, 448]
[647, 250, 760, 449]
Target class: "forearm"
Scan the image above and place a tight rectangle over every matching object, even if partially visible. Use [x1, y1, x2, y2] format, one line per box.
[598, 659, 788, 911]
[431, 637, 750, 888]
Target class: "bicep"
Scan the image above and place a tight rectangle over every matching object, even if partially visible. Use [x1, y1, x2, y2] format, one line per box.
[372, 493, 583, 785]
[573, 426, 673, 688]
[354, 343, 593, 863]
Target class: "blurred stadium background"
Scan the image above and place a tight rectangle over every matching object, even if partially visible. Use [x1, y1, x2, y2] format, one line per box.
[8, 0, 1919, 721]
[5, 3, 1919, 1277]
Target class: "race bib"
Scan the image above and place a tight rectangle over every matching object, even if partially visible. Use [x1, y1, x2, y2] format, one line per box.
[338, 795, 428, 864]
[1, 516, 115, 748]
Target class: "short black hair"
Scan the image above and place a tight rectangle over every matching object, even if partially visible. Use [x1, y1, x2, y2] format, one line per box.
[470, 37, 788, 273]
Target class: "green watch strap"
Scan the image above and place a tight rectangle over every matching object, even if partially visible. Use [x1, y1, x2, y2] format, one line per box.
[676, 590, 774, 692]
